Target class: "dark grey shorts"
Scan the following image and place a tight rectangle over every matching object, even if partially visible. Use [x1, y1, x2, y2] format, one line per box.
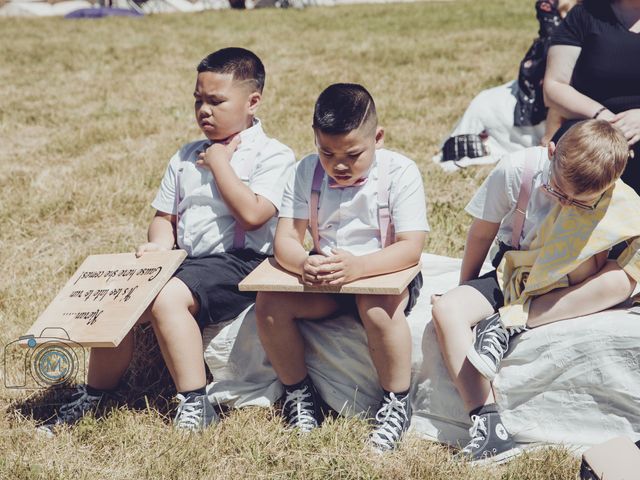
[460, 270, 504, 313]
[173, 249, 267, 329]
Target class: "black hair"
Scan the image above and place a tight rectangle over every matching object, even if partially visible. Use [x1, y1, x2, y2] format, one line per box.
[197, 47, 265, 93]
[312, 83, 377, 135]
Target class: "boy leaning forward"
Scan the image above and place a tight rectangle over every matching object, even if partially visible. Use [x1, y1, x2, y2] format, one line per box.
[255, 83, 429, 453]
[432, 119, 640, 464]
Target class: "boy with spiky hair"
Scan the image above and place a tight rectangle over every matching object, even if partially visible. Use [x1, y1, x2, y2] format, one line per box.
[432, 120, 640, 464]
[255, 83, 429, 452]
[44, 47, 295, 432]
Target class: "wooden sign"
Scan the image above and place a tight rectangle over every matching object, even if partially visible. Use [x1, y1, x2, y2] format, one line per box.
[24, 250, 187, 348]
[239, 258, 421, 295]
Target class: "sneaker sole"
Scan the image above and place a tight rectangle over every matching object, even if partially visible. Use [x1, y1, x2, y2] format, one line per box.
[466, 343, 498, 381]
[470, 446, 522, 466]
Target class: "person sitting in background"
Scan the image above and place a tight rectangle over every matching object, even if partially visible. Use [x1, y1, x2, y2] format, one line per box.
[544, 0, 640, 194]
[433, 0, 577, 171]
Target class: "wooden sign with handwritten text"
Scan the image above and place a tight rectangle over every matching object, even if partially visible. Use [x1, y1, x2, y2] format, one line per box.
[25, 251, 187, 347]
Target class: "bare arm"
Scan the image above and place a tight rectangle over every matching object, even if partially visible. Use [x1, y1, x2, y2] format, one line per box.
[136, 211, 176, 256]
[544, 45, 615, 121]
[273, 217, 311, 275]
[528, 260, 636, 327]
[198, 137, 277, 231]
[459, 218, 500, 283]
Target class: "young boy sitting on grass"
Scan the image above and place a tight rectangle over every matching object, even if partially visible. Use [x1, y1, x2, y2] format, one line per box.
[44, 47, 295, 432]
[432, 119, 640, 464]
[255, 83, 429, 453]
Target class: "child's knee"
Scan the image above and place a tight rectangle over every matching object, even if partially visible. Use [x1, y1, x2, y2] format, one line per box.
[151, 277, 197, 318]
[431, 291, 463, 329]
[356, 293, 407, 325]
[255, 292, 289, 323]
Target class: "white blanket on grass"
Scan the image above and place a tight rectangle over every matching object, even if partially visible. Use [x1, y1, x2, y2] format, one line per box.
[204, 253, 640, 449]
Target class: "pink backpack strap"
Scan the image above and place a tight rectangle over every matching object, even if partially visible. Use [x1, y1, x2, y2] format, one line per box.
[309, 159, 325, 253]
[376, 157, 392, 248]
[511, 149, 537, 250]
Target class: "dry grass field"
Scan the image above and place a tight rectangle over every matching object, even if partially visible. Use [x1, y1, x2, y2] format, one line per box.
[1, 1, 583, 478]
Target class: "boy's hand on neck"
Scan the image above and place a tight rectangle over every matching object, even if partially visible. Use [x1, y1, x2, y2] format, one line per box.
[196, 135, 242, 172]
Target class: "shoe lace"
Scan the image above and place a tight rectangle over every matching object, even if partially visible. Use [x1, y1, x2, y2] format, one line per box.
[174, 394, 204, 430]
[283, 386, 317, 431]
[370, 393, 408, 450]
[480, 323, 511, 362]
[461, 415, 488, 453]
[56, 384, 101, 424]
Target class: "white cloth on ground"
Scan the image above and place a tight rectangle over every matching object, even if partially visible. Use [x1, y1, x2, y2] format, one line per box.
[204, 253, 640, 450]
[433, 81, 546, 172]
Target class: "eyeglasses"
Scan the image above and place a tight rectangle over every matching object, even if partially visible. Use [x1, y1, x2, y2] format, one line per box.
[542, 171, 604, 211]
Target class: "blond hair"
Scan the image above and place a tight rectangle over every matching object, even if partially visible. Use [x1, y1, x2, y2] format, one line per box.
[554, 120, 629, 194]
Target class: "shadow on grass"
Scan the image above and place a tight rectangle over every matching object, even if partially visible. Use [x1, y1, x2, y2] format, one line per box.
[6, 326, 207, 425]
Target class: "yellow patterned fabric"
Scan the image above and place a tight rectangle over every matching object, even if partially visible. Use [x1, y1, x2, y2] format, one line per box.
[497, 180, 640, 327]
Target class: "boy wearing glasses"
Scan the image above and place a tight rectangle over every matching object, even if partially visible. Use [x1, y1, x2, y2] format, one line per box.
[431, 120, 640, 464]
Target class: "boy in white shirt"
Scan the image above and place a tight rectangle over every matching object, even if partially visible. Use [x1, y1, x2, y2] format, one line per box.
[45, 48, 295, 432]
[432, 120, 639, 464]
[255, 83, 429, 452]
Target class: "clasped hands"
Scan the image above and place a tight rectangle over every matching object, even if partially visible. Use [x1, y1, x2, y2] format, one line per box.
[302, 249, 365, 286]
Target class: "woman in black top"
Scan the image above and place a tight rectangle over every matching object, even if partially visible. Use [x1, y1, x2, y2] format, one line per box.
[544, 0, 640, 193]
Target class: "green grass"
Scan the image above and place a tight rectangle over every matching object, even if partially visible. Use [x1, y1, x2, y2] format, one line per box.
[0, 1, 583, 478]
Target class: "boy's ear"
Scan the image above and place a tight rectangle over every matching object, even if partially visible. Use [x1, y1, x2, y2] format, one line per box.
[547, 141, 556, 158]
[247, 92, 262, 115]
[375, 126, 384, 148]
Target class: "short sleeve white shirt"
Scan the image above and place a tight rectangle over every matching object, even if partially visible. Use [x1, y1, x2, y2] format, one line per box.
[152, 119, 296, 257]
[465, 146, 554, 251]
[279, 148, 429, 256]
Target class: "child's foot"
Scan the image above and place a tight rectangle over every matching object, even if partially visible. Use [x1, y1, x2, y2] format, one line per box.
[281, 376, 324, 433]
[37, 384, 103, 434]
[173, 393, 218, 432]
[368, 391, 411, 453]
[456, 407, 521, 465]
[466, 313, 526, 380]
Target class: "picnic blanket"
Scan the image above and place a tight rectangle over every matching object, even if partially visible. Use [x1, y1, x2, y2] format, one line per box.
[203, 253, 640, 450]
[498, 180, 640, 327]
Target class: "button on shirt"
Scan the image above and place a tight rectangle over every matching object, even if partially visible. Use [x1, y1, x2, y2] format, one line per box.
[279, 148, 429, 256]
[465, 146, 554, 252]
[152, 119, 296, 257]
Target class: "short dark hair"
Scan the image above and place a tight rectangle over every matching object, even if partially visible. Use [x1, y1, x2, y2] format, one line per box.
[312, 83, 377, 135]
[197, 47, 265, 93]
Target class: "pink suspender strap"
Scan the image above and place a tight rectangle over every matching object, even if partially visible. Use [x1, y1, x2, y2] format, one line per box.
[511, 149, 537, 250]
[308, 156, 393, 254]
[377, 157, 392, 248]
[309, 159, 325, 253]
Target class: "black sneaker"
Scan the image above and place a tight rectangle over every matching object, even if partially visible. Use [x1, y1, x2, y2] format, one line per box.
[173, 393, 219, 432]
[281, 377, 324, 433]
[37, 384, 103, 435]
[466, 313, 526, 381]
[369, 392, 412, 453]
[457, 410, 521, 465]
